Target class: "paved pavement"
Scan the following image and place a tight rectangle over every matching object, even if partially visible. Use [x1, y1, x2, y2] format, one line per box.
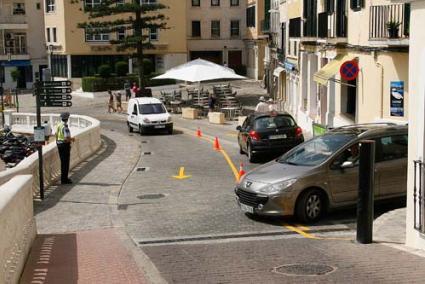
[15, 81, 421, 283]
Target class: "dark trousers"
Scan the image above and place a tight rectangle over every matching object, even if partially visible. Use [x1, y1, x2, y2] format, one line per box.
[57, 143, 71, 182]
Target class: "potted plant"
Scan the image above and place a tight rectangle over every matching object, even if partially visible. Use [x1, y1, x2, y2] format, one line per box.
[386, 21, 401, 38]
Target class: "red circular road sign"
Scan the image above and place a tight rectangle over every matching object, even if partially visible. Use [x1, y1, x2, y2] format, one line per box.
[340, 60, 359, 81]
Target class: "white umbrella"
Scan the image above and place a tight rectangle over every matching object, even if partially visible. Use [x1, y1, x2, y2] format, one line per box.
[152, 58, 245, 106]
[152, 58, 246, 82]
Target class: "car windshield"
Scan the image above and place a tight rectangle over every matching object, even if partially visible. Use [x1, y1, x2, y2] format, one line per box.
[278, 133, 356, 166]
[254, 115, 295, 130]
[139, 103, 166, 114]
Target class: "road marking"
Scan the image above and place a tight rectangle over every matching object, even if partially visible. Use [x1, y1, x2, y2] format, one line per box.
[283, 223, 320, 239]
[172, 167, 191, 180]
[219, 149, 240, 182]
[283, 223, 352, 241]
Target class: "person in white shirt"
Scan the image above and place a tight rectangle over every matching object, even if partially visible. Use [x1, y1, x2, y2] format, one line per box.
[268, 98, 278, 112]
[255, 96, 269, 112]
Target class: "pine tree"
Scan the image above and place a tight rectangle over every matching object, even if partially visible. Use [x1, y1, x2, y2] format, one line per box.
[77, 0, 168, 94]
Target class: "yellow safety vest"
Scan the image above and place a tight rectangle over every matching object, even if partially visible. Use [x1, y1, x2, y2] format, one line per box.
[56, 122, 65, 142]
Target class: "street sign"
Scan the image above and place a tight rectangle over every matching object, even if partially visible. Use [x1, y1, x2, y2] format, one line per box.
[34, 126, 45, 142]
[42, 87, 72, 94]
[40, 94, 72, 101]
[340, 60, 359, 81]
[41, 101, 72, 107]
[41, 80, 71, 88]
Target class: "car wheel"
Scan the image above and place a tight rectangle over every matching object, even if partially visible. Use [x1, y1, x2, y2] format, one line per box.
[247, 143, 256, 163]
[296, 189, 326, 223]
[167, 127, 173, 135]
[139, 125, 145, 135]
[128, 123, 133, 133]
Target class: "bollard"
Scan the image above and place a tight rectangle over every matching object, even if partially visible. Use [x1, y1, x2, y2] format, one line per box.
[356, 140, 375, 244]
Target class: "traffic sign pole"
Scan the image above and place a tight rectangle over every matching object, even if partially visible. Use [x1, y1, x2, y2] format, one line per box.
[35, 81, 45, 200]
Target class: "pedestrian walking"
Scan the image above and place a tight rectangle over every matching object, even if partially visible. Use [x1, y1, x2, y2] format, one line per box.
[55, 112, 74, 185]
[268, 98, 277, 112]
[124, 80, 131, 101]
[255, 96, 269, 112]
[131, 82, 140, 97]
[208, 93, 216, 112]
[108, 90, 116, 113]
[115, 91, 123, 113]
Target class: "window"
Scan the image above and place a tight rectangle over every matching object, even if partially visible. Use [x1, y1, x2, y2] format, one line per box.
[230, 0, 239, 6]
[192, 21, 201, 37]
[36, 3, 41, 10]
[139, 104, 166, 114]
[325, 0, 335, 14]
[85, 29, 109, 42]
[375, 135, 408, 162]
[246, 6, 256, 27]
[52, 27, 57, 42]
[289, 17, 301, 37]
[211, 20, 220, 38]
[13, 3, 25, 15]
[133, 104, 138, 115]
[350, 0, 363, 11]
[85, 0, 101, 9]
[149, 27, 158, 41]
[45, 0, 55, 12]
[211, 0, 219, 6]
[46, 28, 51, 42]
[192, 0, 200, 6]
[230, 20, 240, 37]
[140, 0, 157, 4]
[117, 27, 125, 40]
[116, 0, 125, 5]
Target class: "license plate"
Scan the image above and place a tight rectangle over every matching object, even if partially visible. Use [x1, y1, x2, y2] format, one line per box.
[240, 203, 254, 213]
[154, 125, 166, 129]
[269, 134, 287, 139]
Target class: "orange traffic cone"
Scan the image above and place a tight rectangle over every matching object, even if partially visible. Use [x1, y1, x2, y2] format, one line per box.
[196, 127, 202, 137]
[213, 137, 221, 150]
[238, 163, 246, 181]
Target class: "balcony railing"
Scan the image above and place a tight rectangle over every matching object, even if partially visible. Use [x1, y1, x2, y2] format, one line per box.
[0, 14, 27, 25]
[369, 4, 410, 40]
[2, 47, 27, 55]
[414, 160, 425, 234]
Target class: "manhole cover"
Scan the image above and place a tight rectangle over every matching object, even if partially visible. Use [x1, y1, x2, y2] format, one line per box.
[273, 264, 336, 276]
[138, 194, 165, 200]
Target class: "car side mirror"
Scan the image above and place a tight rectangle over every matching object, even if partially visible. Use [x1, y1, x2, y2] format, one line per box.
[340, 161, 354, 169]
[132, 111, 137, 115]
[236, 126, 242, 131]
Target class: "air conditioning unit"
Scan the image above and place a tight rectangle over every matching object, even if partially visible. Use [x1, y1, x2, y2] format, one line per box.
[5, 33, 14, 40]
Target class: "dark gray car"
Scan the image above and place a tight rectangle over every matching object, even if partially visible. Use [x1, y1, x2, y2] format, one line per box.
[235, 123, 408, 222]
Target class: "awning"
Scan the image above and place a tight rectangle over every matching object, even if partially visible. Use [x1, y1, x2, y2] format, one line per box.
[313, 54, 352, 85]
[273, 66, 285, 77]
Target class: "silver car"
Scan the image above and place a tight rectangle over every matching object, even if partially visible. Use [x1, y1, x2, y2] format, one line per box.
[235, 123, 408, 222]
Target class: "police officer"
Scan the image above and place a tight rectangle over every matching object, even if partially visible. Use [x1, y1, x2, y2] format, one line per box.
[55, 112, 74, 184]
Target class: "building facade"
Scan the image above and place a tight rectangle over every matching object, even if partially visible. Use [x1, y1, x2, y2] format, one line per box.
[44, 0, 187, 88]
[403, 0, 425, 251]
[278, 0, 409, 137]
[0, 0, 47, 89]
[187, 0, 246, 71]
[245, 0, 267, 80]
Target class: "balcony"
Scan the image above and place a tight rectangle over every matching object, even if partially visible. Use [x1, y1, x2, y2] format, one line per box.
[0, 12, 28, 29]
[369, 4, 410, 46]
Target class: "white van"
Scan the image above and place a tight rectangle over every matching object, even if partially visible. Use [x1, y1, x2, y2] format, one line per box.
[127, 97, 173, 134]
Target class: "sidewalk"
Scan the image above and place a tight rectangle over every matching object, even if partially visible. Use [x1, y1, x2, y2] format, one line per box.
[20, 129, 165, 284]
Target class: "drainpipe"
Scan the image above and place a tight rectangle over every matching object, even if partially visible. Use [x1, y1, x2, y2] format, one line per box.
[376, 62, 384, 119]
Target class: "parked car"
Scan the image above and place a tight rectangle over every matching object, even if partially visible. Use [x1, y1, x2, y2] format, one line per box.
[235, 123, 408, 222]
[127, 97, 173, 135]
[237, 112, 304, 162]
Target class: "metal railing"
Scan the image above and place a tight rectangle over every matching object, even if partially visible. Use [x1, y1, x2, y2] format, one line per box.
[413, 160, 425, 234]
[369, 4, 410, 40]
